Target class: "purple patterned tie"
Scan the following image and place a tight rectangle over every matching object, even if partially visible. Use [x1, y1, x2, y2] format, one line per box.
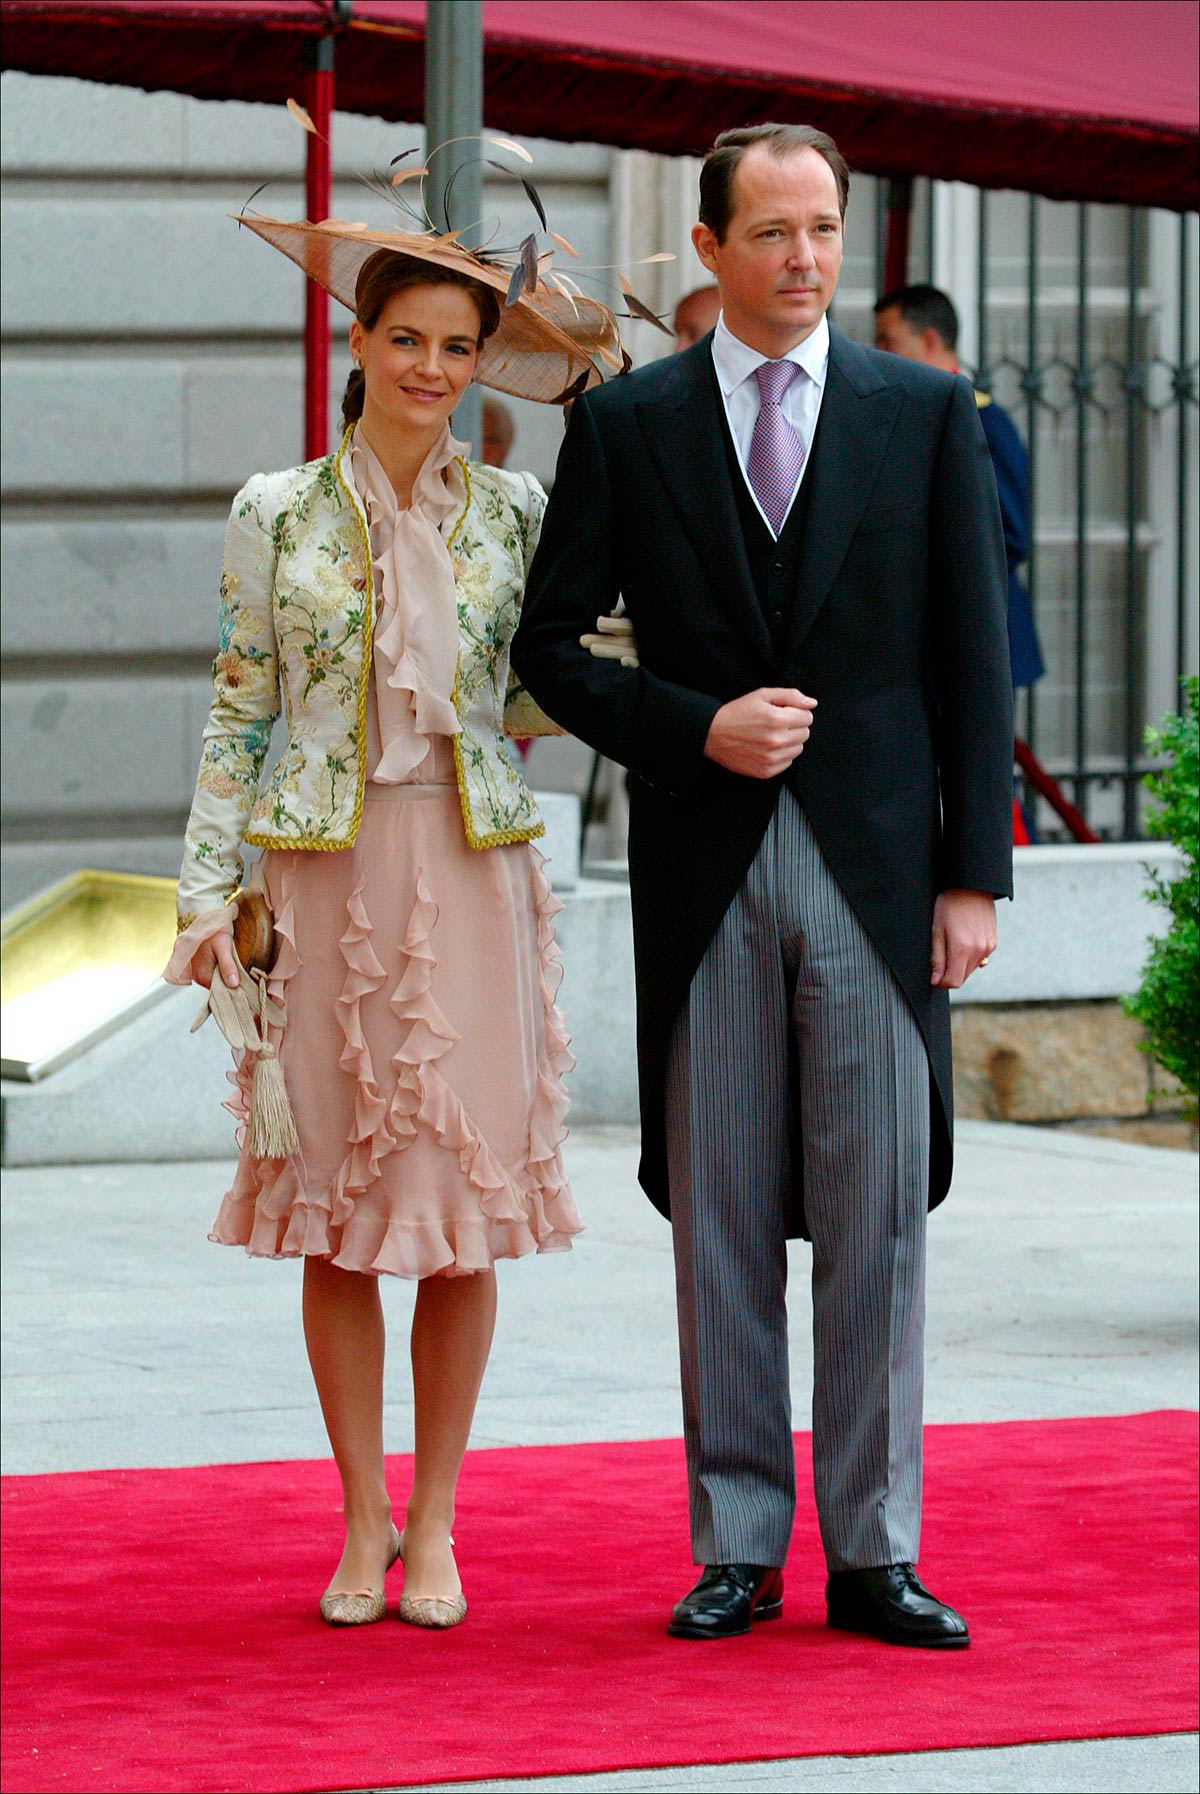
[748, 359, 805, 535]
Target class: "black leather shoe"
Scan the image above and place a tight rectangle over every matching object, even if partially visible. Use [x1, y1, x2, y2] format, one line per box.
[826, 1564, 969, 1649]
[667, 1563, 784, 1639]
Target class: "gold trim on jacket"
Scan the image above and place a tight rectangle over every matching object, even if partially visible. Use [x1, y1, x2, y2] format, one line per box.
[176, 428, 560, 919]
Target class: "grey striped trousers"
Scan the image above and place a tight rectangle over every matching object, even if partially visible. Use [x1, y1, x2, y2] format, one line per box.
[664, 789, 929, 1574]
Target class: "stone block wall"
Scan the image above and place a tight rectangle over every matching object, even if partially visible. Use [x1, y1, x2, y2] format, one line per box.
[951, 1001, 1192, 1146]
[947, 843, 1194, 1145]
[0, 72, 611, 910]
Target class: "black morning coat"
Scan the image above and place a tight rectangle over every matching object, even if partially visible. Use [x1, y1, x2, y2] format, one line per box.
[511, 327, 1015, 1234]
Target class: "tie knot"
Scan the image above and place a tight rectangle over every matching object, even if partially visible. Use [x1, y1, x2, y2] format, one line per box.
[755, 359, 801, 406]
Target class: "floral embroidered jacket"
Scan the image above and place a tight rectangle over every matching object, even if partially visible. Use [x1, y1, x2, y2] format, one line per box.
[177, 430, 559, 924]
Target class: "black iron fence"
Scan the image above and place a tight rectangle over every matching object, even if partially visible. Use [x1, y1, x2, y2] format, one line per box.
[864, 186, 1198, 843]
[985, 199, 1196, 840]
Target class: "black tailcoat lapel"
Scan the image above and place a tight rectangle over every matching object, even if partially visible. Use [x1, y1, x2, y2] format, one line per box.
[785, 331, 904, 664]
[634, 341, 777, 666]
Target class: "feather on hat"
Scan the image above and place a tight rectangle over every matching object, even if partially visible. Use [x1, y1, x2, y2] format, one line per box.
[236, 213, 627, 405]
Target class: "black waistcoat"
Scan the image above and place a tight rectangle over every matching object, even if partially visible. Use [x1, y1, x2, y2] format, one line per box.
[712, 367, 821, 653]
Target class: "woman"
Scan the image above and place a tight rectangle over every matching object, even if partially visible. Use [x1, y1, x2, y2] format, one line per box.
[167, 239, 606, 1630]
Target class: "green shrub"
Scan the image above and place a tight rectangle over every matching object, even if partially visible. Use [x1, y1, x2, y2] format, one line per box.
[1125, 676, 1199, 1119]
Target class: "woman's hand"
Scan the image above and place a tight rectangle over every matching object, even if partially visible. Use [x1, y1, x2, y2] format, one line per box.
[191, 930, 243, 990]
[183, 914, 283, 1052]
[580, 611, 638, 667]
[163, 906, 239, 990]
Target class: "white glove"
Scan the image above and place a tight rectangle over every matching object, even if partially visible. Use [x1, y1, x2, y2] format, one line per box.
[190, 958, 298, 1161]
[191, 962, 285, 1051]
[580, 611, 639, 668]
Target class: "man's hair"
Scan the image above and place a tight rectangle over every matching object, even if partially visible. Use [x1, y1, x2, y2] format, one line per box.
[698, 123, 849, 242]
[875, 283, 960, 352]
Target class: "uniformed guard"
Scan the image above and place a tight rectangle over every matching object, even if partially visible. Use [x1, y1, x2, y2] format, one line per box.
[874, 283, 1045, 692]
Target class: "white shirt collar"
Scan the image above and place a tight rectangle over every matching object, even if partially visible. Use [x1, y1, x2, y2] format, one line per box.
[712, 310, 830, 398]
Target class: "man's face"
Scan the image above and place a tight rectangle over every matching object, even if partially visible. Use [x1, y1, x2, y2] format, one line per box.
[692, 146, 843, 352]
[875, 306, 933, 362]
[673, 286, 722, 352]
[482, 404, 514, 467]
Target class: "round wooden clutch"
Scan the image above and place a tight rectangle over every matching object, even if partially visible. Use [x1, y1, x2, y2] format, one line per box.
[231, 889, 276, 974]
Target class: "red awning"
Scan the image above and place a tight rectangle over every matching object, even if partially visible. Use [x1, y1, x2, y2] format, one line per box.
[2, 0, 1196, 210]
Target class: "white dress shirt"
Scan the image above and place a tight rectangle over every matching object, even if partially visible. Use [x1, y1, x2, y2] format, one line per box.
[711, 310, 830, 538]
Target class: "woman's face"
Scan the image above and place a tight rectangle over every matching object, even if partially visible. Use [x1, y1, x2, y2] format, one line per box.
[350, 283, 482, 434]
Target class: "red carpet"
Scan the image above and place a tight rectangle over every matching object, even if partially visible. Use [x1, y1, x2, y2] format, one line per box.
[2, 1412, 1196, 1794]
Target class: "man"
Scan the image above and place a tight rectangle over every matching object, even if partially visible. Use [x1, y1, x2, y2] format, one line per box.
[482, 395, 516, 468]
[513, 125, 1012, 1649]
[874, 284, 1045, 694]
[673, 283, 722, 353]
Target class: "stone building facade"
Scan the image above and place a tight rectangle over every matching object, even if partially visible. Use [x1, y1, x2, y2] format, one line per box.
[2, 72, 1197, 907]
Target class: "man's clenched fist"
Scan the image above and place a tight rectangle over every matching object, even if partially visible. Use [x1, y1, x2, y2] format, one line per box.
[704, 688, 817, 779]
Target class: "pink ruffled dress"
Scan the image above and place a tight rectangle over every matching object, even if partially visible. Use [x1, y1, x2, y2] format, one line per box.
[208, 426, 582, 1278]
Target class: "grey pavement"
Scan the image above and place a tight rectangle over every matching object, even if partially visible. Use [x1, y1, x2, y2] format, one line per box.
[2, 1121, 1198, 1794]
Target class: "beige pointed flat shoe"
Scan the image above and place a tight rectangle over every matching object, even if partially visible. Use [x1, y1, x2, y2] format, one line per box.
[397, 1591, 467, 1629]
[396, 1529, 468, 1629]
[319, 1523, 402, 1627]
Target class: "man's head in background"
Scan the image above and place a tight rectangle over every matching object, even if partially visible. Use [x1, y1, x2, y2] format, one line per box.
[673, 284, 722, 352]
[482, 397, 515, 467]
[874, 285, 960, 373]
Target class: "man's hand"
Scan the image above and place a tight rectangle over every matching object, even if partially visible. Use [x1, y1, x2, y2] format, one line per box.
[931, 889, 997, 989]
[703, 688, 817, 779]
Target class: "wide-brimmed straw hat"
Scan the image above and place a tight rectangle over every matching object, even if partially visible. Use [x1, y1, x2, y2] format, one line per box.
[238, 214, 628, 405]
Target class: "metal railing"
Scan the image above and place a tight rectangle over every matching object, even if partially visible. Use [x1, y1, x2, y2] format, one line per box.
[978, 198, 1196, 841]
[866, 185, 1198, 842]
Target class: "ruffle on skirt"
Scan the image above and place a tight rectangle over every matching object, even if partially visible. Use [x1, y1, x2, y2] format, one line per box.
[208, 833, 580, 1279]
